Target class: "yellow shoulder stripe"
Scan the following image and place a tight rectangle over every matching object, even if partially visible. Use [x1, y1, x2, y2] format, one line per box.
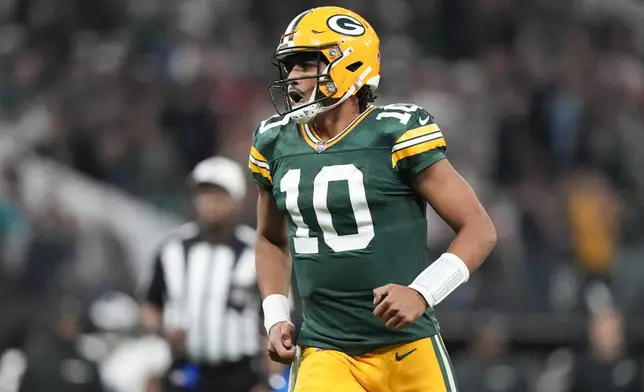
[391, 138, 446, 168]
[250, 146, 268, 163]
[248, 161, 272, 183]
[395, 124, 440, 144]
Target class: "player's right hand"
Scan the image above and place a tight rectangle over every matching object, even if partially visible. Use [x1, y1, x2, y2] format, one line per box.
[267, 321, 296, 364]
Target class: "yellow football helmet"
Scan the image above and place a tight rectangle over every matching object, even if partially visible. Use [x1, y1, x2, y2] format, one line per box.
[269, 6, 381, 124]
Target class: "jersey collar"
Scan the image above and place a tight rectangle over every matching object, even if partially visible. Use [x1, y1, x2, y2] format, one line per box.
[299, 106, 375, 152]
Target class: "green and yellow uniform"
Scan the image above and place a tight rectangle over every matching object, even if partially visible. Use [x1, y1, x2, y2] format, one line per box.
[249, 104, 457, 391]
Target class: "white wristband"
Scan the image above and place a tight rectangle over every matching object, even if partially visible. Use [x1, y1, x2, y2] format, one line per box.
[262, 294, 292, 336]
[409, 253, 470, 308]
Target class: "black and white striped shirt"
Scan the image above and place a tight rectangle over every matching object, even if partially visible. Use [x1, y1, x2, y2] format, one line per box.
[146, 223, 260, 364]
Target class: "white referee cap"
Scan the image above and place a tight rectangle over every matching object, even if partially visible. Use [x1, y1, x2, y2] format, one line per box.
[191, 156, 246, 202]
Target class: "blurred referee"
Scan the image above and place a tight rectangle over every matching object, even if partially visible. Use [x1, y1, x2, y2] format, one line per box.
[141, 157, 265, 392]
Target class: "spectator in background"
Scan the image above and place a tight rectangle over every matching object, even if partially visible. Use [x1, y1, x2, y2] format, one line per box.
[18, 295, 105, 392]
[0, 183, 79, 359]
[453, 313, 530, 392]
[18, 200, 78, 294]
[160, 81, 220, 175]
[0, 161, 31, 357]
[0, 161, 28, 275]
[97, 291, 172, 392]
[568, 306, 642, 392]
[566, 168, 619, 287]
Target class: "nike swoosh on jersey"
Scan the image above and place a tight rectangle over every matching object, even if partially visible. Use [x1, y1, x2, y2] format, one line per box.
[419, 115, 431, 125]
[395, 348, 417, 361]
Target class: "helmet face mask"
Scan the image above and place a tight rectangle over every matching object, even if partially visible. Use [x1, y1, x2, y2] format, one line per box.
[268, 47, 337, 122]
[268, 7, 381, 124]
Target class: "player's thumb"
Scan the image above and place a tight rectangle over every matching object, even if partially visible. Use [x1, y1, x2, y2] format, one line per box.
[373, 284, 393, 304]
[280, 322, 294, 348]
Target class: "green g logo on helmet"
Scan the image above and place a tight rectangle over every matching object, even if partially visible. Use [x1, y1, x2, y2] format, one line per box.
[326, 15, 365, 36]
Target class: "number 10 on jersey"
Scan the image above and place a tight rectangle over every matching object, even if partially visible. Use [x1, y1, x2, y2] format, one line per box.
[280, 164, 375, 254]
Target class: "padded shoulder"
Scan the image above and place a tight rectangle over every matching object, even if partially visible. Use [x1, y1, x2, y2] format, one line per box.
[370, 103, 438, 146]
[251, 114, 291, 162]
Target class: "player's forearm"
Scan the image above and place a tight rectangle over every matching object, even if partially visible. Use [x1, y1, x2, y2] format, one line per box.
[256, 233, 292, 297]
[255, 188, 294, 333]
[410, 160, 497, 307]
[256, 233, 293, 333]
[410, 215, 496, 308]
[446, 211, 497, 273]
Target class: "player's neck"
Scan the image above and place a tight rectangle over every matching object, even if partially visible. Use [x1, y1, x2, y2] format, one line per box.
[311, 99, 361, 141]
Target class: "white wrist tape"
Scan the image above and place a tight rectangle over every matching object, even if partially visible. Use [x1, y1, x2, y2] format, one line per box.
[409, 253, 470, 308]
[262, 294, 292, 335]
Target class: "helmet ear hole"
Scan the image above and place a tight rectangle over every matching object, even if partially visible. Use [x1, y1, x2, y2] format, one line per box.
[346, 61, 363, 72]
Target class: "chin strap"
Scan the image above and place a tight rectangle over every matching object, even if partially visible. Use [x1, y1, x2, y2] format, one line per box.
[290, 86, 358, 124]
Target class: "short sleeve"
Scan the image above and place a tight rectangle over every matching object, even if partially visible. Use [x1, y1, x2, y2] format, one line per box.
[248, 128, 274, 190]
[391, 107, 447, 178]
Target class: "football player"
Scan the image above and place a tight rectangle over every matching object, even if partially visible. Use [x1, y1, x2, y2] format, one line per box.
[249, 6, 497, 392]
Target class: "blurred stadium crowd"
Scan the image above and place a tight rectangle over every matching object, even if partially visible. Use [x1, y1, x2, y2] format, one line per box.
[1, 0, 644, 391]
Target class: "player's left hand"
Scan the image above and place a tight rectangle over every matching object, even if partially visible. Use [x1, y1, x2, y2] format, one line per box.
[373, 284, 429, 331]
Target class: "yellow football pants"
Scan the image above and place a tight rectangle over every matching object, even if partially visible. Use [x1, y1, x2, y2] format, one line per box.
[292, 335, 458, 392]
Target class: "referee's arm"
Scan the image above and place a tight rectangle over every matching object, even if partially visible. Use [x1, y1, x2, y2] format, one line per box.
[140, 253, 167, 392]
[141, 252, 165, 333]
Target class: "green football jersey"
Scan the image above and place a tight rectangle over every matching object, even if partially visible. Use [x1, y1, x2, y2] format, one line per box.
[249, 103, 448, 355]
